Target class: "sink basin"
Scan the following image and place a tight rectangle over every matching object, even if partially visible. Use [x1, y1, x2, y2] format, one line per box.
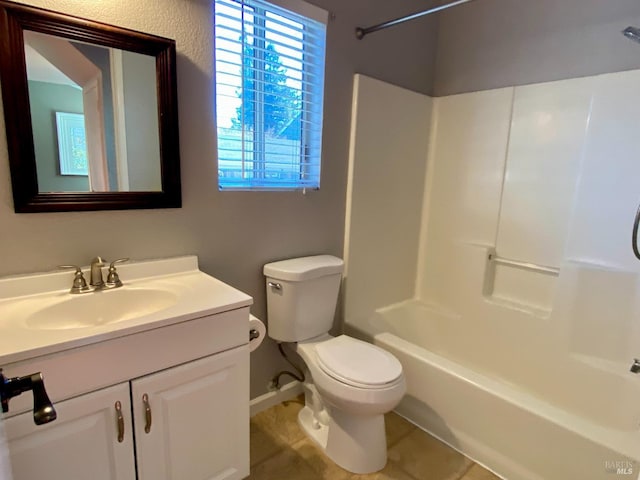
[0, 256, 254, 365]
[25, 288, 178, 330]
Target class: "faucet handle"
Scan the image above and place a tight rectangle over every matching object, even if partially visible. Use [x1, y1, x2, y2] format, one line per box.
[106, 258, 129, 287]
[109, 258, 130, 269]
[58, 265, 89, 294]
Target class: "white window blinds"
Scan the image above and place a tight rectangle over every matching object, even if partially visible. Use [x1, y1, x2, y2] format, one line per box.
[215, 0, 327, 190]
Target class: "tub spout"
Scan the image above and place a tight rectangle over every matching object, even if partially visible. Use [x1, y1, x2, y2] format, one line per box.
[631, 359, 640, 373]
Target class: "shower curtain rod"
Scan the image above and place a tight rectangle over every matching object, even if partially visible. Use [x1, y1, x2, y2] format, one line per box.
[356, 0, 477, 39]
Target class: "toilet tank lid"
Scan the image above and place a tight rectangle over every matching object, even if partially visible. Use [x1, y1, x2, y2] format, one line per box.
[263, 255, 344, 281]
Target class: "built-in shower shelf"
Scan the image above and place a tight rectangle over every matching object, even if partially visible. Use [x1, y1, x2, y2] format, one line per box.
[484, 248, 557, 315]
[487, 252, 560, 276]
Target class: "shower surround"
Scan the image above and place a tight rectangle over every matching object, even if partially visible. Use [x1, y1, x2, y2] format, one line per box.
[344, 74, 640, 480]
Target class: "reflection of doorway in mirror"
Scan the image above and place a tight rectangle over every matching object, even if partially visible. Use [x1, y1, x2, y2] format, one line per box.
[55, 112, 88, 176]
[24, 30, 109, 192]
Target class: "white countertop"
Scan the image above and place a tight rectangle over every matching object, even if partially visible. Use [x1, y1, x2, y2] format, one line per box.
[0, 256, 253, 365]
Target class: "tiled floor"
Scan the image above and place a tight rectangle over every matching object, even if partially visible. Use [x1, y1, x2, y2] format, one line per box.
[249, 396, 501, 480]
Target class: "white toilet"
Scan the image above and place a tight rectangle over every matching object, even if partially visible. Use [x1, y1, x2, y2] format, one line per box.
[263, 255, 406, 474]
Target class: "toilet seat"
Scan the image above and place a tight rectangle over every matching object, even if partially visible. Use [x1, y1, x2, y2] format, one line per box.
[314, 335, 403, 389]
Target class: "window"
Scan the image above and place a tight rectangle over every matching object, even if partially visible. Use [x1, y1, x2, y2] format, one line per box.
[214, 0, 327, 190]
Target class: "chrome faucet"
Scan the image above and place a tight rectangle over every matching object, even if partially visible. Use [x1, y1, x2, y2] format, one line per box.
[90, 256, 105, 288]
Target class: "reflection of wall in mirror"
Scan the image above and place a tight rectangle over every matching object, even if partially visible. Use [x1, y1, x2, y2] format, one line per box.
[73, 43, 118, 189]
[28, 80, 90, 192]
[119, 51, 161, 191]
[25, 31, 110, 192]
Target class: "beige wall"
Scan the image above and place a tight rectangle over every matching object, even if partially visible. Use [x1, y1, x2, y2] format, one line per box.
[433, 0, 640, 96]
[0, 0, 438, 398]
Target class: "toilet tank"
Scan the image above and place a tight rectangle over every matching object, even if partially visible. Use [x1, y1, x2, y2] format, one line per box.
[263, 255, 344, 342]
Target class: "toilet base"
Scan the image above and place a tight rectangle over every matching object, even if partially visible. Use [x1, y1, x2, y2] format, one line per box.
[298, 404, 388, 474]
[298, 404, 329, 449]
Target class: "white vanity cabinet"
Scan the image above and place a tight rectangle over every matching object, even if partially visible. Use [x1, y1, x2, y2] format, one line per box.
[132, 346, 248, 480]
[4, 382, 137, 480]
[0, 256, 254, 480]
[1, 307, 251, 480]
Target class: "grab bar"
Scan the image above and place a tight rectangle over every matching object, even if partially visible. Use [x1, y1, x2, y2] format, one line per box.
[488, 253, 560, 276]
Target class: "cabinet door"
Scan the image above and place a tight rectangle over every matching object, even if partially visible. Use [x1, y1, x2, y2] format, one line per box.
[132, 346, 249, 480]
[3, 382, 136, 480]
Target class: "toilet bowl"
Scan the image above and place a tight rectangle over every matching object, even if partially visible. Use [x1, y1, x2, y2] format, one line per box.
[298, 334, 405, 414]
[263, 255, 406, 474]
[294, 334, 406, 473]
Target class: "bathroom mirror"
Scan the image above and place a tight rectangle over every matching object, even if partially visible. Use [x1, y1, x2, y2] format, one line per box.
[0, 0, 181, 212]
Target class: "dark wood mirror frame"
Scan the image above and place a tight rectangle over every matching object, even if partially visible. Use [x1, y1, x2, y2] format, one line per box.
[0, 0, 181, 212]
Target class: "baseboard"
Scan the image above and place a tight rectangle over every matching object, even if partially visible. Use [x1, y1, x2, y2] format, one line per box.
[250, 381, 303, 417]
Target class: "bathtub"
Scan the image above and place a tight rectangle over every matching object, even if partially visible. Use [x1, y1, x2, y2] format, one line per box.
[369, 300, 640, 480]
